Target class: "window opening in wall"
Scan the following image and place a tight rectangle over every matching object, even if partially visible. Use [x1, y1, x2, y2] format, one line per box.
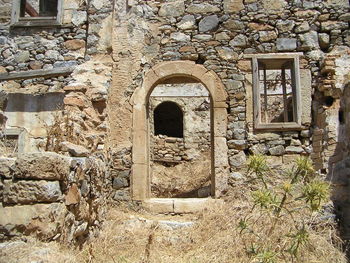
[20, 0, 58, 19]
[11, 0, 62, 26]
[251, 54, 301, 130]
[154, 101, 183, 138]
[259, 59, 295, 123]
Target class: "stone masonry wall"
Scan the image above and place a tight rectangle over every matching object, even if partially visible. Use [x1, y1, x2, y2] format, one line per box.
[109, 0, 349, 197]
[0, 0, 349, 240]
[0, 152, 109, 245]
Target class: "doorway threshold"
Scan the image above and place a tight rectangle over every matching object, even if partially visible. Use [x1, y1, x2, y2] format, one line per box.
[143, 198, 223, 214]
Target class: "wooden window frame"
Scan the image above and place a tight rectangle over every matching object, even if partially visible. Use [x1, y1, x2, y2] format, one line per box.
[11, 0, 63, 27]
[247, 53, 303, 131]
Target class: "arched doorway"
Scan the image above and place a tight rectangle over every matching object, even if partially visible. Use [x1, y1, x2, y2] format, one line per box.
[131, 61, 228, 200]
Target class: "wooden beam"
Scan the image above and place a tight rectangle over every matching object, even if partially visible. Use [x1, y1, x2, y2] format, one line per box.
[25, 2, 39, 17]
[0, 67, 74, 81]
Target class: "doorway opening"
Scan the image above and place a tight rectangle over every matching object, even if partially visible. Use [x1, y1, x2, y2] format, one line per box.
[149, 81, 211, 198]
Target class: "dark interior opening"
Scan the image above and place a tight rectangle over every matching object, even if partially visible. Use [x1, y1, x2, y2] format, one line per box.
[20, 0, 58, 17]
[154, 101, 183, 138]
[323, 96, 335, 107]
[339, 108, 345, 124]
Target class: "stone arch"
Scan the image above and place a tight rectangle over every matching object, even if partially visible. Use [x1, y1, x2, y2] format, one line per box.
[131, 61, 228, 200]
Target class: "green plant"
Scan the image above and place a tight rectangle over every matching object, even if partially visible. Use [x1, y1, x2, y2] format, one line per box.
[241, 155, 330, 262]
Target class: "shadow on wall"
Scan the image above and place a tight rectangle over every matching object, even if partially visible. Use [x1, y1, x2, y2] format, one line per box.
[327, 83, 350, 244]
[5, 93, 64, 112]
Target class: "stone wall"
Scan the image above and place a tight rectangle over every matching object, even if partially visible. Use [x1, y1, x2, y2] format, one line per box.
[0, 152, 108, 244]
[0, 0, 349, 241]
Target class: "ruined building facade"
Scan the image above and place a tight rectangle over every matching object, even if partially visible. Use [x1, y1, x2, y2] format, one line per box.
[0, 0, 350, 242]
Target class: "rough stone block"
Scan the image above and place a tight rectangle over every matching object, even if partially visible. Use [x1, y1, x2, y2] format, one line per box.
[3, 180, 62, 205]
[65, 183, 81, 205]
[177, 15, 196, 30]
[14, 153, 70, 181]
[0, 203, 65, 240]
[143, 198, 174, 213]
[60, 141, 90, 157]
[223, 0, 244, 13]
[299, 31, 319, 50]
[159, 1, 185, 17]
[276, 38, 297, 51]
[0, 158, 15, 179]
[199, 15, 219, 32]
[187, 3, 220, 13]
[269, 145, 285, 156]
[173, 198, 210, 213]
[229, 151, 246, 168]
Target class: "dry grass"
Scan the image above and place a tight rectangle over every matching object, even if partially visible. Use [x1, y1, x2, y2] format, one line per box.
[73, 184, 346, 263]
[0, 157, 347, 263]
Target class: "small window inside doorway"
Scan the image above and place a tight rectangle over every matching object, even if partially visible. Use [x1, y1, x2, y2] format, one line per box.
[154, 101, 183, 138]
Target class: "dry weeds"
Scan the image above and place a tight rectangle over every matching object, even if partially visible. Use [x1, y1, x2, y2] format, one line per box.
[73, 183, 346, 263]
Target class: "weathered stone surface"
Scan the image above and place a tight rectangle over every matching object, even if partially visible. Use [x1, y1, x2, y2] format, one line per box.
[276, 38, 297, 51]
[60, 141, 90, 157]
[285, 146, 304, 154]
[262, 0, 287, 13]
[223, 0, 244, 13]
[249, 144, 269, 155]
[321, 21, 348, 31]
[3, 180, 62, 205]
[0, 158, 15, 179]
[177, 15, 196, 30]
[45, 50, 61, 60]
[170, 32, 190, 42]
[319, 33, 330, 49]
[259, 31, 277, 42]
[63, 94, 88, 108]
[64, 39, 86, 50]
[229, 34, 248, 47]
[71, 10, 87, 26]
[28, 61, 43, 70]
[224, 19, 244, 31]
[113, 190, 130, 201]
[63, 84, 88, 93]
[0, 203, 65, 239]
[159, 1, 185, 17]
[276, 20, 295, 33]
[216, 47, 238, 61]
[199, 15, 219, 32]
[113, 177, 128, 190]
[229, 151, 246, 168]
[297, 20, 310, 32]
[14, 153, 70, 180]
[229, 172, 245, 180]
[187, 3, 220, 13]
[227, 140, 247, 150]
[299, 31, 319, 50]
[65, 183, 81, 205]
[14, 51, 30, 63]
[269, 145, 285, 156]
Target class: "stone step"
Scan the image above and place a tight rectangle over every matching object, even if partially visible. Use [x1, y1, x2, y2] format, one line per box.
[143, 197, 223, 214]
